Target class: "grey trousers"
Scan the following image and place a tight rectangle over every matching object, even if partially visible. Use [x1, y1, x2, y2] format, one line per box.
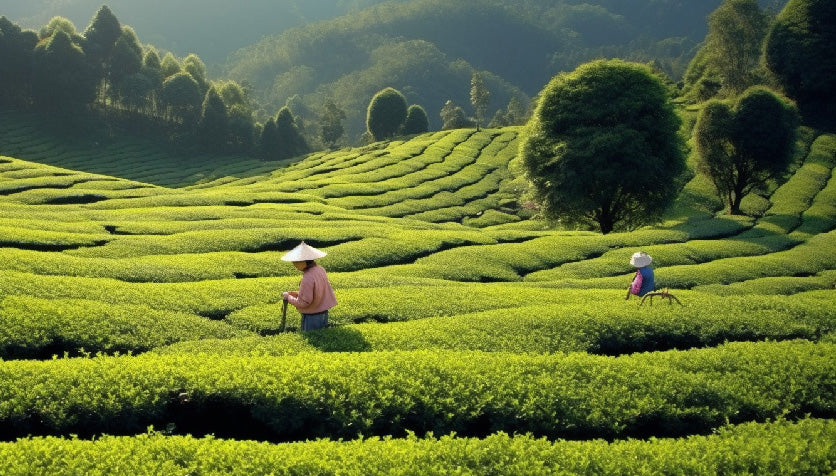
[301, 311, 329, 331]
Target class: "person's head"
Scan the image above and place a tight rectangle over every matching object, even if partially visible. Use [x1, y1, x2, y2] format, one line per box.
[292, 260, 316, 271]
[630, 251, 652, 268]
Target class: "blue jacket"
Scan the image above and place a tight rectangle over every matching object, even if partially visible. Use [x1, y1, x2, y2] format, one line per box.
[631, 267, 655, 296]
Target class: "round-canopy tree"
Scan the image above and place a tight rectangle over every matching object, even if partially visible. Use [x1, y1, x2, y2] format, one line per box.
[403, 104, 429, 135]
[694, 86, 799, 215]
[764, 0, 836, 127]
[366, 87, 408, 141]
[520, 59, 686, 234]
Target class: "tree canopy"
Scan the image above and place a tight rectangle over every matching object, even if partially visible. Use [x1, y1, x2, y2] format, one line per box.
[694, 86, 799, 215]
[520, 59, 686, 234]
[366, 87, 408, 141]
[764, 0, 836, 127]
[403, 104, 429, 135]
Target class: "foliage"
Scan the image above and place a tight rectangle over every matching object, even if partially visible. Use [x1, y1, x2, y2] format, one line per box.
[694, 86, 800, 214]
[0, 419, 832, 475]
[366, 87, 408, 141]
[682, 0, 769, 100]
[402, 104, 429, 135]
[764, 0, 836, 127]
[520, 59, 687, 233]
[470, 72, 490, 131]
[319, 99, 346, 149]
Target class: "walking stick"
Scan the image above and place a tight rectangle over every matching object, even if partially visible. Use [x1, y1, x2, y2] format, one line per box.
[280, 298, 288, 332]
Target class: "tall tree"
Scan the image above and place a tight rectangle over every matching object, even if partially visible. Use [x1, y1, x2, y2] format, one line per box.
[82, 5, 121, 105]
[198, 86, 229, 149]
[160, 72, 201, 125]
[275, 106, 309, 160]
[219, 81, 254, 150]
[320, 99, 346, 149]
[0, 17, 38, 107]
[141, 48, 164, 115]
[519, 59, 686, 234]
[440, 100, 471, 130]
[366, 87, 408, 141]
[403, 104, 429, 135]
[31, 30, 96, 112]
[694, 86, 799, 215]
[160, 52, 181, 79]
[82, 5, 121, 64]
[109, 26, 143, 102]
[682, 0, 769, 100]
[707, 0, 769, 95]
[259, 117, 278, 160]
[764, 0, 836, 127]
[470, 72, 490, 131]
[182, 53, 209, 94]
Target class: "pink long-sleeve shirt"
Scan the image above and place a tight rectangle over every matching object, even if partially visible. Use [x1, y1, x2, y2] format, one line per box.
[287, 264, 337, 314]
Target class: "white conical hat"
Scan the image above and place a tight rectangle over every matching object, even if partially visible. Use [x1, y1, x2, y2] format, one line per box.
[629, 251, 652, 267]
[281, 241, 327, 262]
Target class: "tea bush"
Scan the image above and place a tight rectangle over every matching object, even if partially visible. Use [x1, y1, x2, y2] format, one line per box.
[0, 295, 250, 359]
[0, 419, 832, 475]
[159, 290, 834, 356]
[0, 341, 831, 441]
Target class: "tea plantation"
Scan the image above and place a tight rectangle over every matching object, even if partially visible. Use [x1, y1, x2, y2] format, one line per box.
[0, 123, 834, 474]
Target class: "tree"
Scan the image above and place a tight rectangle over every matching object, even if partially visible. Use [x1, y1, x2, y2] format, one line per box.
[470, 72, 490, 131]
[0, 16, 38, 107]
[275, 106, 309, 160]
[182, 53, 209, 94]
[31, 30, 97, 112]
[440, 100, 472, 130]
[82, 5, 121, 64]
[140, 48, 164, 115]
[707, 0, 769, 95]
[109, 26, 143, 103]
[219, 81, 254, 150]
[198, 86, 229, 149]
[259, 117, 278, 160]
[320, 99, 346, 149]
[403, 104, 429, 135]
[764, 0, 836, 127]
[160, 72, 201, 124]
[519, 59, 686, 234]
[694, 86, 799, 215]
[160, 52, 181, 79]
[82, 5, 121, 105]
[680, 0, 769, 102]
[366, 87, 408, 141]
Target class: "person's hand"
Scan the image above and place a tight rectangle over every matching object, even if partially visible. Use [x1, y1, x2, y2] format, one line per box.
[282, 291, 289, 300]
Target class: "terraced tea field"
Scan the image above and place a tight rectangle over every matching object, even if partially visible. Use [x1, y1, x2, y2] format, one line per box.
[0, 121, 834, 474]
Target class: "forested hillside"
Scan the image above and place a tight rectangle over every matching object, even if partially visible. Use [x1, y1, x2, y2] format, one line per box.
[4, 0, 789, 143]
[4, 0, 391, 65]
[222, 0, 788, 139]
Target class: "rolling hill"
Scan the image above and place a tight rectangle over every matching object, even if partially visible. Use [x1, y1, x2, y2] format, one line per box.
[0, 118, 834, 471]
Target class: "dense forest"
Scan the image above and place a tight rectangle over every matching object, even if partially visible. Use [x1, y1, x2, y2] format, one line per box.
[1, 0, 798, 154]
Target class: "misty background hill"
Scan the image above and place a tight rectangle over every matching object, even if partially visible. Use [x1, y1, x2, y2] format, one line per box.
[5, 0, 789, 142]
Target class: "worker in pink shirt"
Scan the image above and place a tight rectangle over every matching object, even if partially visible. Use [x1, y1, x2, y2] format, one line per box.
[281, 241, 337, 331]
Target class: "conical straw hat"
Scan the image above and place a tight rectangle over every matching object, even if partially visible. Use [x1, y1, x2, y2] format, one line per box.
[629, 251, 652, 267]
[281, 241, 327, 262]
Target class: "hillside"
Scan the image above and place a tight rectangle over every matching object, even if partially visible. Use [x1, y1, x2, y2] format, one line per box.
[221, 0, 789, 139]
[0, 123, 834, 471]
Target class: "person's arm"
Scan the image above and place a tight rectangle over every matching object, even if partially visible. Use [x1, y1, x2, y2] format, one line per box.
[287, 274, 315, 308]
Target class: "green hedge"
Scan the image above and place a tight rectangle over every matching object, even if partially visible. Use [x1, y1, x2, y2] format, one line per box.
[0, 341, 831, 441]
[0, 419, 832, 475]
[161, 289, 835, 356]
[0, 295, 251, 359]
